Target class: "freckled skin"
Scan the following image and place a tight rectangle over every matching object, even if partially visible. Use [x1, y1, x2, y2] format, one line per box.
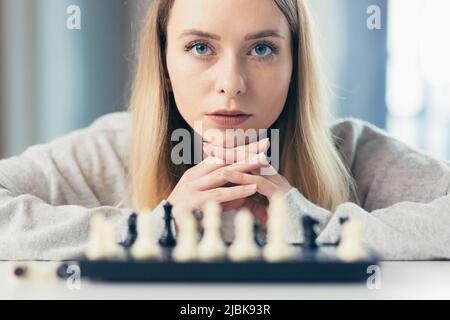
[166, 0, 293, 147]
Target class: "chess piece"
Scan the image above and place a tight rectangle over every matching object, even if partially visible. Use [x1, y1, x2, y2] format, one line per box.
[262, 193, 296, 262]
[192, 209, 204, 241]
[85, 213, 122, 260]
[253, 219, 265, 247]
[228, 208, 261, 261]
[159, 201, 177, 247]
[102, 218, 125, 259]
[302, 215, 319, 249]
[122, 212, 138, 249]
[85, 214, 106, 260]
[197, 200, 226, 261]
[173, 212, 199, 262]
[131, 211, 162, 260]
[337, 218, 367, 262]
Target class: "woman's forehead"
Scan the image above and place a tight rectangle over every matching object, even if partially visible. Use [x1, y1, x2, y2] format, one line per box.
[167, 0, 290, 40]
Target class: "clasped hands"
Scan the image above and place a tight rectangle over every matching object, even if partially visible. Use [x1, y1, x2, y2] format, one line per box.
[167, 138, 292, 228]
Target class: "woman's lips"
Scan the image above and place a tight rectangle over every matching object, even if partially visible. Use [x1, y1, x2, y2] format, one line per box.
[206, 114, 252, 126]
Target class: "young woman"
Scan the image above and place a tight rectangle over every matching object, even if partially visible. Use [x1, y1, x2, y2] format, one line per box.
[0, 0, 449, 260]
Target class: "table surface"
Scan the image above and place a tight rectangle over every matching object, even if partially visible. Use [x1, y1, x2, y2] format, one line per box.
[1, 261, 450, 300]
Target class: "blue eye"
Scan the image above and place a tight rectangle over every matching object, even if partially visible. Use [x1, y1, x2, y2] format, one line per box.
[250, 42, 279, 60]
[184, 40, 279, 61]
[252, 44, 272, 57]
[185, 42, 213, 57]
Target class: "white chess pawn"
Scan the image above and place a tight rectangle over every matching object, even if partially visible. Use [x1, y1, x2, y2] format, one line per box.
[262, 193, 296, 262]
[228, 208, 261, 262]
[102, 218, 125, 259]
[337, 219, 367, 262]
[131, 211, 162, 260]
[173, 213, 199, 262]
[197, 200, 226, 261]
[85, 214, 110, 260]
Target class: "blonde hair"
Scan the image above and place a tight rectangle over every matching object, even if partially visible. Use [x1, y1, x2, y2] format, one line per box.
[128, 0, 355, 212]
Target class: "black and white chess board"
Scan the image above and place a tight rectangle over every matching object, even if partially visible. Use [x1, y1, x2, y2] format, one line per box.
[62, 243, 378, 283]
[58, 197, 378, 283]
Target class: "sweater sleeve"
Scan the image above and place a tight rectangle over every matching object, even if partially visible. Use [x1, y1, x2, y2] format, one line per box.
[284, 186, 450, 260]
[0, 184, 131, 260]
[0, 113, 138, 260]
[0, 181, 169, 261]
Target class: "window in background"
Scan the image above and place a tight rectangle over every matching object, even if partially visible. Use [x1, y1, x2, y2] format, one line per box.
[0, 0, 145, 159]
[386, 0, 450, 160]
[310, 0, 388, 129]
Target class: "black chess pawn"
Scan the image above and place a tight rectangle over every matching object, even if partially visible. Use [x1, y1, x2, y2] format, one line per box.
[302, 215, 319, 249]
[253, 219, 265, 247]
[192, 209, 204, 241]
[159, 201, 177, 247]
[122, 212, 138, 249]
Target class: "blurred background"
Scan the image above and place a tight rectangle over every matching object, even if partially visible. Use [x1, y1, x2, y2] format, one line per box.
[0, 0, 449, 160]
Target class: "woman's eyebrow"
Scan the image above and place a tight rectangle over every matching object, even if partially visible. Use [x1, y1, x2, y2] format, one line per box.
[178, 29, 286, 41]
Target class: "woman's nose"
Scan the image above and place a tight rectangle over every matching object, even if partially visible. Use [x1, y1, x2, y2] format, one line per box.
[215, 55, 247, 98]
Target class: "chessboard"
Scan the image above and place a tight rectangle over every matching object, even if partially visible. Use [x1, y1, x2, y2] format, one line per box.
[59, 244, 378, 283]
[59, 194, 378, 283]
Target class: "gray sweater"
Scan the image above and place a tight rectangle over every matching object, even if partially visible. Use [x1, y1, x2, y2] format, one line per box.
[0, 112, 449, 261]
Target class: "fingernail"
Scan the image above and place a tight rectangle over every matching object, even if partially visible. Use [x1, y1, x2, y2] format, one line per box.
[257, 153, 269, 164]
[249, 153, 260, 163]
[257, 138, 269, 149]
[245, 184, 257, 190]
[204, 145, 216, 156]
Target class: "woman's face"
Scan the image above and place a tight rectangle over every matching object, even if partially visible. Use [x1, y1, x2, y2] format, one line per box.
[165, 0, 293, 147]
